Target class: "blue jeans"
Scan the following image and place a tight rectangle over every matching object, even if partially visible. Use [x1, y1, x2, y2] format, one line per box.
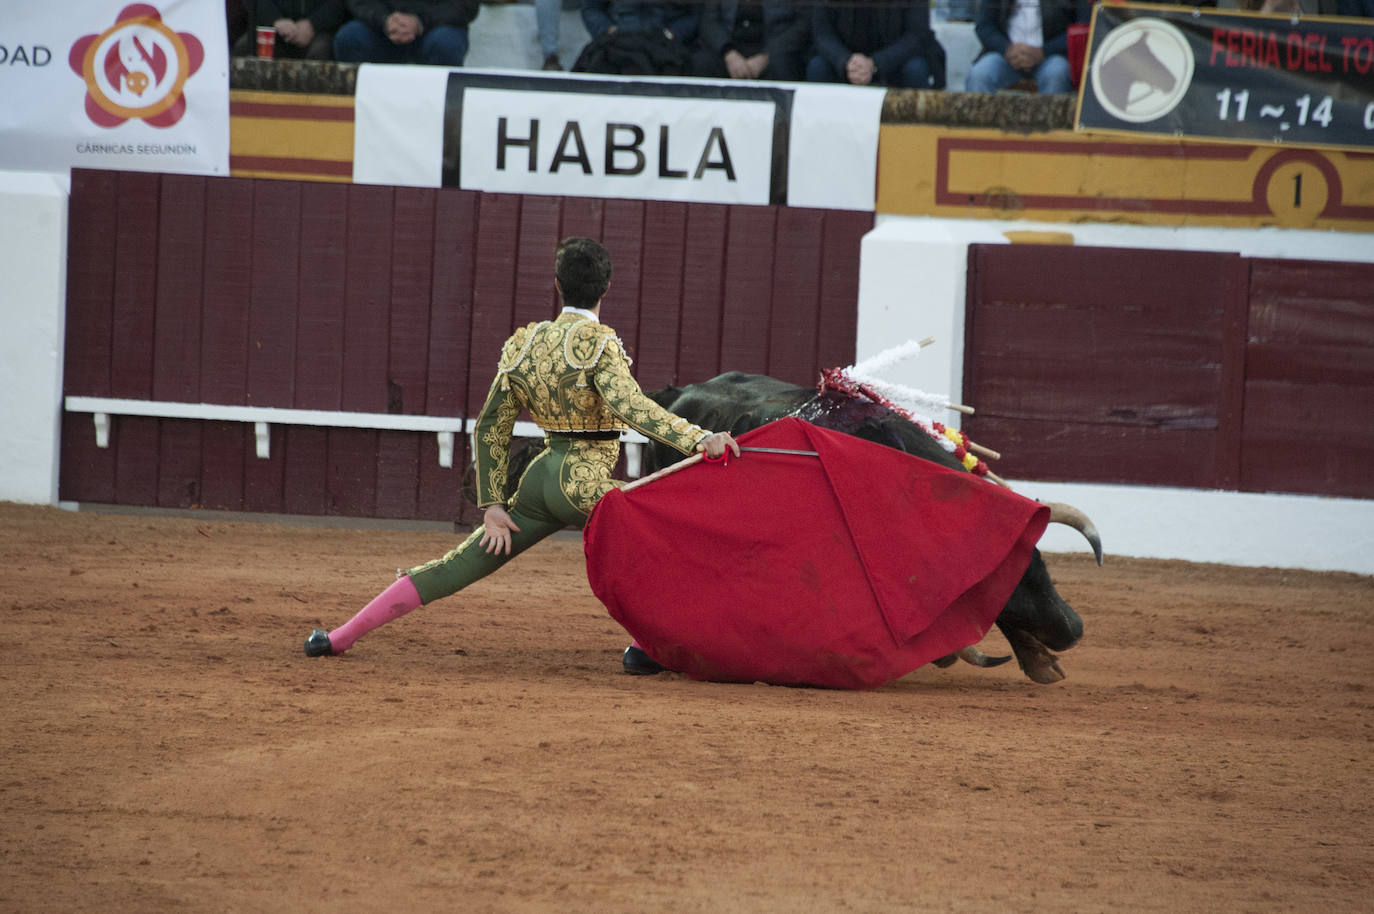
[805, 54, 932, 89]
[333, 20, 469, 66]
[535, 0, 561, 58]
[966, 51, 1072, 94]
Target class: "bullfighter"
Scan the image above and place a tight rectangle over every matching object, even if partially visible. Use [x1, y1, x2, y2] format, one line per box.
[303, 236, 738, 663]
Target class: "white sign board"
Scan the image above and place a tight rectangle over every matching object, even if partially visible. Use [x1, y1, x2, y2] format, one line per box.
[0, 0, 230, 177]
[354, 67, 884, 211]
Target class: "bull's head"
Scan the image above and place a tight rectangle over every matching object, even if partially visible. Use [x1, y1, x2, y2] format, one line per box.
[994, 503, 1100, 683]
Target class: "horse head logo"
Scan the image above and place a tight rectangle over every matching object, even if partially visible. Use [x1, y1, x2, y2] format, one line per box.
[1090, 18, 1194, 124]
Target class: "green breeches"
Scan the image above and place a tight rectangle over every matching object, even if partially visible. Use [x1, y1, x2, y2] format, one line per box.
[405, 437, 622, 604]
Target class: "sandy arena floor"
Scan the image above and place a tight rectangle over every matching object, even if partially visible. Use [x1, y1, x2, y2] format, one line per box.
[1, 501, 1370, 913]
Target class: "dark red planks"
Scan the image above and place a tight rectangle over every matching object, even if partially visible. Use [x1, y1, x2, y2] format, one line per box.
[200, 177, 254, 406]
[243, 424, 287, 514]
[282, 426, 330, 515]
[964, 243, 1243, 487]
[970, 416, 1220, 488]
[600, 199, 646, 361]
[247, 179, 302, 409]
[718, 206, 776, 375]
[200, 421, 247, 511]
[62, 174, 885, 519]
[114, 415, 159, 507]
[65, 169, 119, 397]
[375, 431, 422, 519]
[418, 433, 466, 523]
[326, 428, 377, 516]
[390, 188, 437, 415]
[467, 193, 521, 414]
[59, 412, 116, 504]
[1241, 258, 1374, 498]
[513, 195, 561, 327]
[767, 207, 825, 386]
[153, 175, 207, 403]
[342, 184, 394, 414]
[678, 204, 728, 384]
[157, 418, 204, 508]
[428, 189, 477, 419]
[816, 210, 869, 372]
[61, 170, 119, 503]
[110, 172, 160, 400]
[295, 182, 348, 410]
[635, 202, 688, 391]
[1241, 381, 1372, 498]
[559, 197, 605, 241]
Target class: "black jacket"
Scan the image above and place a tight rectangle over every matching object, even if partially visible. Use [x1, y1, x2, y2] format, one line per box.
[252, 0, 349, 31]
[696, 0, 809, 64]
[811, 0, 942, 87]
[974, 0, 1091, 58]
[344, 0, 481, 32]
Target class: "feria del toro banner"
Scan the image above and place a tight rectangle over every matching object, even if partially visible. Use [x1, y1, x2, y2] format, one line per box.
[1077, 3, 1374, 151]
[1, 1, 230, 177]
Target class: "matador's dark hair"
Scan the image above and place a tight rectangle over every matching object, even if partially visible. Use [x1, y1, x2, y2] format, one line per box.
[555, 237, 613, 310]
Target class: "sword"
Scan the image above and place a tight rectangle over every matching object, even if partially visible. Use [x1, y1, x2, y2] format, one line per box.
[703, 446, 818, 465]
[735, 446, 819, 457]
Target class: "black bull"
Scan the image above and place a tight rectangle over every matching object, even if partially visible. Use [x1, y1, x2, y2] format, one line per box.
[642, 372, 1104, 684]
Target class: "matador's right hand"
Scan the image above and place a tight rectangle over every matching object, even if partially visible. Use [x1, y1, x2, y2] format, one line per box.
[698, 432, 740, 460]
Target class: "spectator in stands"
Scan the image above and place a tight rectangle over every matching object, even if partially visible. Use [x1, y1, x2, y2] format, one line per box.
[227, 0, 250, 51]
[234, 0, 348, 59]
[806, 0, 945, 89]
[573, 0, 700, 74]
[334, 0, 480, 65]
[690, 0, 810, 81]
[535, 0, 568, 70]
[965, 0, 1090, 95]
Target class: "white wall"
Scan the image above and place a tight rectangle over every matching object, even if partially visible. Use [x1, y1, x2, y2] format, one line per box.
[856, 215, 1374, 574]
[0, 171, 69, 506]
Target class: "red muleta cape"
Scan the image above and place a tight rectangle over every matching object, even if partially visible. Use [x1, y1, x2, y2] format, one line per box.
[584, 417, 1049, 689]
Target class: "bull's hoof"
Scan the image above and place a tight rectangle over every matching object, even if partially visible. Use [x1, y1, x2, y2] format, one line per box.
[1004, 629, 1068, 684]
[622, 645, 666, 675]
[1023, 654, 1066, 684]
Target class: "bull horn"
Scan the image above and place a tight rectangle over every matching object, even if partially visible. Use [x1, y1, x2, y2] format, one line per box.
[1043, 502, 1104, 566]
[956, 646, 1012, 668]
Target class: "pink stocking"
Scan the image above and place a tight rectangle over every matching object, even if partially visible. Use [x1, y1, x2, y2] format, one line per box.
[327, 576, 422, 653]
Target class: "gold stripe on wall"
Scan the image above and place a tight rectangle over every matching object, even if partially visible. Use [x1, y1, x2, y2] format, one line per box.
[877, 125, 1374, 233]
[229, 90, 354, 183]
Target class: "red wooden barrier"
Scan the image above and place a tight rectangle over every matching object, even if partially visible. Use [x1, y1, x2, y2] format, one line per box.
[963, 244, 1374, 499]
[61, 171, 871, 522]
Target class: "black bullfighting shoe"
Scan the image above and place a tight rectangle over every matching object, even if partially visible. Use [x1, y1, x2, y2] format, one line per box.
[622, 645, 666, 675]
[304, 629, 335, 657]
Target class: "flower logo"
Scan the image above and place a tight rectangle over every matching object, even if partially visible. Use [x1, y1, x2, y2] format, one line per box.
[68, 3, 204, 129]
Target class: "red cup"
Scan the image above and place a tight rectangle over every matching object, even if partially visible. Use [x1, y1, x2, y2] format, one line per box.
[1068, 24, 1089, 90]
[256, 26, 275, 59]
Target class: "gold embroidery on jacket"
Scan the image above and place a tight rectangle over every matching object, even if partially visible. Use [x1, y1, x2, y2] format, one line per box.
[560, 439, 622, 515]
[482, 395, 521, 504]
[473, 312, 710, 507]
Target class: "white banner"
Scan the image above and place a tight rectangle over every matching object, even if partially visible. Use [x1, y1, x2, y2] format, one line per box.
[0, 0, 230, 178]
[353, 67, 884, 212]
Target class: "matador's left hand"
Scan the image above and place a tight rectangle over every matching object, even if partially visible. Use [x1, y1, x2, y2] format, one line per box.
[480, 505, 521, 555]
